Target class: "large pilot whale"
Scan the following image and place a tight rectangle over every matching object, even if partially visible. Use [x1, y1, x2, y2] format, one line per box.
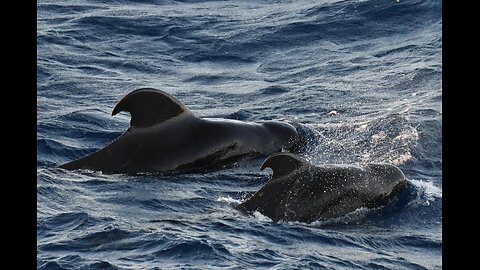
[60, 88, 302, 174]
[238, 153, 406, 223]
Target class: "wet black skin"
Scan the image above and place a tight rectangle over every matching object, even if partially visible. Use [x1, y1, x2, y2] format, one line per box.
[60, 88, 301, 174]
[239, 153, 406, 223]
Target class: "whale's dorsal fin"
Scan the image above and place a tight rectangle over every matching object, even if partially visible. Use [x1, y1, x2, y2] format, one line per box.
[112, 88, 192, 128]
[260, 152, 307, 180]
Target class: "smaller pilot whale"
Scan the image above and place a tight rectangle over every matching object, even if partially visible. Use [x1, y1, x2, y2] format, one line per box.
[60, 88, 303, 174]
[238, 153, 406, 223]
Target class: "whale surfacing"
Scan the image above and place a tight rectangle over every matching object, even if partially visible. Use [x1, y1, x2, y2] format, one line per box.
[60, 88, 302, 174]
[239, 153, 406, 223]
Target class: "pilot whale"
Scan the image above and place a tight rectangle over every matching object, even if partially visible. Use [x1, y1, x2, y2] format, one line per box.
[238, 153, 406, 223]
[60, 88, 302, 174]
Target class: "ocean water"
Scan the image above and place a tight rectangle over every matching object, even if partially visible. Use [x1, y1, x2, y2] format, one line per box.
[37, 0, 442, 269]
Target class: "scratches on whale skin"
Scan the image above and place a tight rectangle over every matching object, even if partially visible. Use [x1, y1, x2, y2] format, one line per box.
[120, 139, 149, 171]
[174, 143, 243, 174]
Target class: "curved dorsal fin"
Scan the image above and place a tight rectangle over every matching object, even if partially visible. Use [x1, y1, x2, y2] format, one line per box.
[260, 152, 307, 180]
[112, 88, 191, 128]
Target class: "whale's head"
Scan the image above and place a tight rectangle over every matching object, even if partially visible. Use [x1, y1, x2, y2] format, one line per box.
[366, 163, 406, 197]
[261, 121, 303, 151]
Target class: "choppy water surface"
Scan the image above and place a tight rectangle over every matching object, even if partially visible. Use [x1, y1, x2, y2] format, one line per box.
[37, 0, 442, 269]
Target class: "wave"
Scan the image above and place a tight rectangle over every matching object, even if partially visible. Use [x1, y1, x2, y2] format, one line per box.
[37, 0, 442, 268]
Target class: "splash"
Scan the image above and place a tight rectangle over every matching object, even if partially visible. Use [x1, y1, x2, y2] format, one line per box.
[408, 179, 442, 206]
[307, 113, 419, 166]
[252, 211, 273, 222]
[217, 196, 243, 204]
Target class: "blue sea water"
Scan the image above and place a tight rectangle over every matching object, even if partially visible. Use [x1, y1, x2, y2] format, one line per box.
[37, 0, 442, 269]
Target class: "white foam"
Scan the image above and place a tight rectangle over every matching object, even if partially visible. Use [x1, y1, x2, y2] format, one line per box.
[387, 126, 419, 165]
[327, 110, 338, 116]
[371, 131, 387, 144]
[389, 151, 413, 166]
[252, 211, 273, 222]
[216, 196, 243, 204]
[409, 179, 442, 206]
[394, 128, 419, 142]
[355, 123, 369, 132]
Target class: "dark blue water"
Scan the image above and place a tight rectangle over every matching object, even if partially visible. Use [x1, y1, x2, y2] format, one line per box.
[37, 0, 442, 269]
